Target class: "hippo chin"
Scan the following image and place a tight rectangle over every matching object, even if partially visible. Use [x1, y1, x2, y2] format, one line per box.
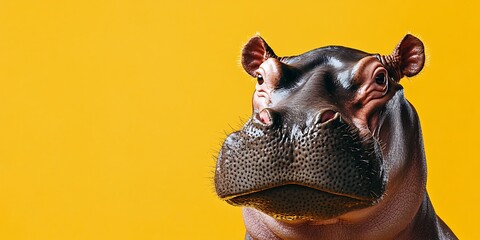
[214, 34, 457, 240]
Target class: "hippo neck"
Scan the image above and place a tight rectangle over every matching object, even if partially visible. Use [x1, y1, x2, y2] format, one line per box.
[378, 89, 427, 188]
[371, 89, 430, 238]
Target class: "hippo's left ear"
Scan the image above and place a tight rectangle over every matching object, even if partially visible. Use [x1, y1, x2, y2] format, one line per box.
[381, 34, 425, 82]
[241, 35, 278, 77]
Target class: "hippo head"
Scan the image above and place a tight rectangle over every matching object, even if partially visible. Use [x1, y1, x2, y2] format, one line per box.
[214, 35, 425, 221]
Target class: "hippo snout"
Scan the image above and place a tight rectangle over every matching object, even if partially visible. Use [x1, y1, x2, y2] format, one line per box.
[214, 112, 385, 220]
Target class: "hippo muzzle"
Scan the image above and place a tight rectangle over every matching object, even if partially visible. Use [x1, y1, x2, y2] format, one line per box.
[215, 110, 385, 220]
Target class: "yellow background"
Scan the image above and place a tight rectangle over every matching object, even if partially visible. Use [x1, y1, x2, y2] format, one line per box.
[0, 0, 478, 239]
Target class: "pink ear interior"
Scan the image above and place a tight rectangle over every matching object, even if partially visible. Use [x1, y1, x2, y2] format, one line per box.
[396, 34, 425, 77]
[241, 36, 277, 77]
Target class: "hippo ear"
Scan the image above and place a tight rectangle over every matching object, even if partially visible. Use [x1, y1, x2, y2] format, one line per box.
[241, 35, 278, 77]
[394, 34, 425, 77]
[382, 34, 425, 81]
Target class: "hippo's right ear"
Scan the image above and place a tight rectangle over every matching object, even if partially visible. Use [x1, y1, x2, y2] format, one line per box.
[381, 34, 425, 82]
[241, 36, 278, 77]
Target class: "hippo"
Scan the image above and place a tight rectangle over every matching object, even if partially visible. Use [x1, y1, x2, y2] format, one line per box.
[214, 34, 457, 240]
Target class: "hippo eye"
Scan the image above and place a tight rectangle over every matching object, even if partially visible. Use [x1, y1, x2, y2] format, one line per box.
[375, 73, 386, 85]
[257, 74, 264, 85]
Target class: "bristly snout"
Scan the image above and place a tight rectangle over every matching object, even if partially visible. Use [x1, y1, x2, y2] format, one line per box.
[214, 110, 385, 220]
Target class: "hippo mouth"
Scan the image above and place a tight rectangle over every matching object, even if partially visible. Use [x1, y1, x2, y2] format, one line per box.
[226, 184, 374, 220]
[214, 112, 386, 220]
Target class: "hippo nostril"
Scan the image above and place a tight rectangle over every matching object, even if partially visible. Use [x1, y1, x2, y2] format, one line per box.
[255, 109, 273, 125]
[320, 110, 337, 123]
